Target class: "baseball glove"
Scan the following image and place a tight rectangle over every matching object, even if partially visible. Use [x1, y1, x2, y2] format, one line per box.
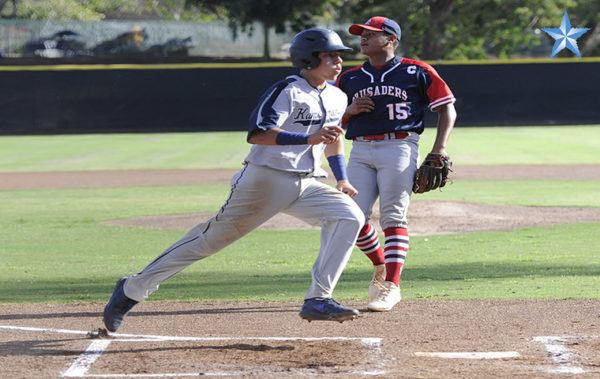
[412, 153, 452, 194]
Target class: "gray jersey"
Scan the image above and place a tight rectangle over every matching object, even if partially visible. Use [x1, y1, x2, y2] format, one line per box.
[245, 75, 348, 176]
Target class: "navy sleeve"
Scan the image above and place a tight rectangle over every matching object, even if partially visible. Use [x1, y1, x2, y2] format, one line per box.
[247, 78, 295, 137]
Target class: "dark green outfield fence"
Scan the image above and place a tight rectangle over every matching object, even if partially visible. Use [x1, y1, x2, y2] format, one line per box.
[0, 59, 599, 135]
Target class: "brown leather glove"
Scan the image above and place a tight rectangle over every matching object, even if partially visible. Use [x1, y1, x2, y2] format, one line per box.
[412, 153, 452, 194]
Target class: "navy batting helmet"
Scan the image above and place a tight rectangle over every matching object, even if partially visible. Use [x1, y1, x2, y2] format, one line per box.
[289, 28, 352, 70]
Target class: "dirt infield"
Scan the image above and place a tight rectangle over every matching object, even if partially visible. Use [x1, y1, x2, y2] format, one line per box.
[1, 300, 599, 377]
[106, 201, 600, 236]
[2, 164, 600, 190]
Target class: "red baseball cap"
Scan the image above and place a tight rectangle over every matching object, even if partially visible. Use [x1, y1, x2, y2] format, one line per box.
[349, 16, 401, 39]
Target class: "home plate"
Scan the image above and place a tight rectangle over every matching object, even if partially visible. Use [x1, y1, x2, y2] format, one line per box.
[414, 351, 520, 359]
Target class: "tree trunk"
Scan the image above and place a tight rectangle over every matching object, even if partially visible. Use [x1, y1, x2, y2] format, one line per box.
[421, 0, 453, 60]
[579, 23, 599, 56]
[262, 22, 271, 59]
[10, 0, 17, 18]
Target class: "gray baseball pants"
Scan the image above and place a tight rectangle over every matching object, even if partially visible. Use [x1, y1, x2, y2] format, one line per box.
[124, 162, 364, 302]
[348, 134, 420, 228]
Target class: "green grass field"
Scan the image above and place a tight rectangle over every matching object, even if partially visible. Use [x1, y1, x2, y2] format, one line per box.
[1, 126, 599, 303]
[1, 125, 600, 172]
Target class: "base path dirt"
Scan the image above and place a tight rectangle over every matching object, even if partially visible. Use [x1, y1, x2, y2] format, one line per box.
[107, 200, 600, 236]
[0, 300, 598, 378]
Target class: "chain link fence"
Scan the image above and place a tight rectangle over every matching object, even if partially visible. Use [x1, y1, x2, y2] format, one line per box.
[0, 19, 301, 59]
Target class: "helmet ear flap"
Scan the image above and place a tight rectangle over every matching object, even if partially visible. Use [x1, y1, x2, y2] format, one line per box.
[304, 52, 321, 70]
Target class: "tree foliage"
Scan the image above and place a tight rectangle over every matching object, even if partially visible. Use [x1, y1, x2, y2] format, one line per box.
[0, 0, 218, 21]
[339, 0, 598, 59]
[187, 0, 343, 58]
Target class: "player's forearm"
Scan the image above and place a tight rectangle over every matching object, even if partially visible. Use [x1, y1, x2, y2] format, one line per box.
[431, 103, 457, 153]
[249, 126, 342, 146]
[247, 128, 281, 145]
[325, 138, 350, 183]
[248, 128, 311, 145]
[324, 137, 345, 157]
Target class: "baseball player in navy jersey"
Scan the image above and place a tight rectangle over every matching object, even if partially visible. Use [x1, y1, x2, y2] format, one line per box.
[336, 16, 457, 311]
[103, 28, 365, 331]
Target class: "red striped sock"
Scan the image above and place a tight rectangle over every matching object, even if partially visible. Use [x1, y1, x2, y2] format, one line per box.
[383, 227, 409, 285]
[356, 223, 385, 266]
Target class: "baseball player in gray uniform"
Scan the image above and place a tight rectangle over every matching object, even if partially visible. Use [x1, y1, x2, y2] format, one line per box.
[103, 28, 365, 332]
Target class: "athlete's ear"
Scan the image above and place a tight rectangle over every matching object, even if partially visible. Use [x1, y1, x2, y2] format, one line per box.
[386, 35, 399, 49]
[382, 34, 395, 47]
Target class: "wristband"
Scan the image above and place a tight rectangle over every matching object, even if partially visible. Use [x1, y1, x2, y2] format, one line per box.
[327, 154, 348, 181]
[275, 131, 310, 145]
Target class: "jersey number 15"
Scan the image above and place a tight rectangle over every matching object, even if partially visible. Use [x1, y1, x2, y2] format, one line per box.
[386, 102, 411, 120]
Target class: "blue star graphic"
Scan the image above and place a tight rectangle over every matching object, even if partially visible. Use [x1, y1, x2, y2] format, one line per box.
[542, 11, 590, 57]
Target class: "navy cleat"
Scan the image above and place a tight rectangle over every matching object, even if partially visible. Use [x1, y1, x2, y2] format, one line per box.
[299, 297, 360, 323]
[103, 278, 138, 332]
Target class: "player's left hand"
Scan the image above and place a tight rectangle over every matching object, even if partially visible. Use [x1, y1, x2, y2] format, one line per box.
[346, 96, 375, 116]
[336, 180, 358, 197]
[309, 125, 343, 145]
[412, 153, 452, 194]
[429, 147, 448, 156]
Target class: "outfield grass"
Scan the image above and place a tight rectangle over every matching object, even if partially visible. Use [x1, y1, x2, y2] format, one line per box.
[1, 127, 599, 304]
[422, 180, 600, 207]
[1, 126, 600, 172]
[2, 224, 599, 303]
[1, 180, 598, 302]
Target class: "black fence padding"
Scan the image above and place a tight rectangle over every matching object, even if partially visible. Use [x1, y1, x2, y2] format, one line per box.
[432, 62, 600, 126]
[0, 67, 295, 135]
[0, 62, 598, 135]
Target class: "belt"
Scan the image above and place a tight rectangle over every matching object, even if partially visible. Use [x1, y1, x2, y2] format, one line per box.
[354, 131, 409, 141]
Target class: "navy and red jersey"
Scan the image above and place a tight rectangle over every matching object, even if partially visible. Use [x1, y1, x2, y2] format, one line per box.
[336, 56, 455, 138]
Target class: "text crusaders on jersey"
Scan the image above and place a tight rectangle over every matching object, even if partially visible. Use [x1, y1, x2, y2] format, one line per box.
[336, 56, 455, 138]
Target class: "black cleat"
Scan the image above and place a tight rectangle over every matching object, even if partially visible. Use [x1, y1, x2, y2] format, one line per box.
[103, 278, 138, 332]
[299, 297, 359, 323]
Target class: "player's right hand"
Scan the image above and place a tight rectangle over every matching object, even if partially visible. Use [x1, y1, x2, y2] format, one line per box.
[345, 96, 375, 116]
[336, 180, 358, 197]
[308, 125, 343, 145]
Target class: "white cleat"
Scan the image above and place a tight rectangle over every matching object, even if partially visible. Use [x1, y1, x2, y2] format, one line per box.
[367, 280, 401, 312]
[367, 264, 386, 302]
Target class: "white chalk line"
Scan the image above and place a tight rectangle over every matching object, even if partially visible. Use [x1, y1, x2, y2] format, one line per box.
[533, 336, 586, 374]
[0, 324, 384, 377]
[77, 369, 386, 377]
[0, 324, 381, 347]
[414, 351, 520, 359]
[81, 373, 244, 377]
[76, 369, 386, 378]
[0, 325, 89, 336]
[62, 339, 112, 377]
